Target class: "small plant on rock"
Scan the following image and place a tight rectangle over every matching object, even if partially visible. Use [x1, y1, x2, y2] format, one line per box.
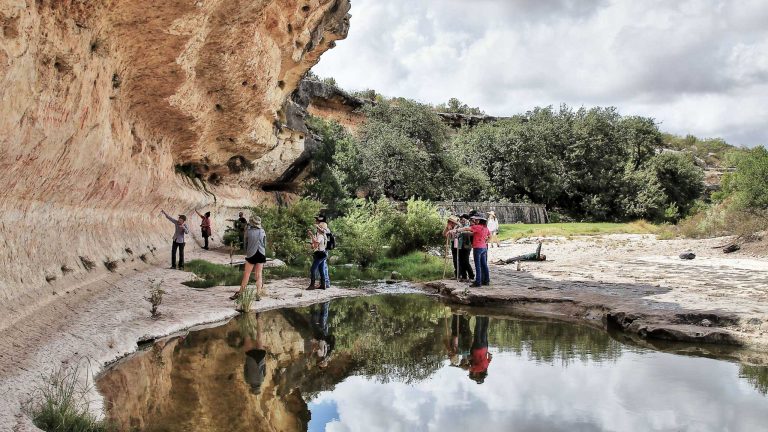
[236, 284, 259, 312]
[22, 360, 112, 432]
[79, 256, 96, 271]
[144, 279, 165, 318]
[103, 260, 118, 272]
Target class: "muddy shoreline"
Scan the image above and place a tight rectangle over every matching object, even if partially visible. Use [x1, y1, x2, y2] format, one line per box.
[1, 234, 767, 431]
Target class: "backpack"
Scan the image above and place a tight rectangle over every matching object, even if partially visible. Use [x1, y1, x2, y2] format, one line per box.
[326, 231, 337, 251]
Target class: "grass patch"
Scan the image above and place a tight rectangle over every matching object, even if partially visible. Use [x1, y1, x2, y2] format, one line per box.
[497, 221, 660, 242]
[23, 361, 113, 432]
[183, 252, 445, 289]
[182, 260, 242, 288]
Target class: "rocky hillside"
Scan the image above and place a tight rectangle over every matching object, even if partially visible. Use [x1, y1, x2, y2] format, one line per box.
[0, 0, 349, 325]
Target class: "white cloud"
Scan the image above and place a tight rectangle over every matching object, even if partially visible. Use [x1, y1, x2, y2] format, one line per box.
[313, 0, 768, 146]
[309, 350, 768, 431]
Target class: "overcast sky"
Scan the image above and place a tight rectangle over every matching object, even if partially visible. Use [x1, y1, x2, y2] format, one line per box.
[313, 0, 768, 147]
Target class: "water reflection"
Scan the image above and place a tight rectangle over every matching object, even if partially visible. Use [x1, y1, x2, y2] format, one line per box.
[98, 294, 768, 432]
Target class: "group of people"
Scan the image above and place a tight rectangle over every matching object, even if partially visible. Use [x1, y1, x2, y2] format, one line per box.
[161, 208, 332, 303]
[443, 210, 500, 287]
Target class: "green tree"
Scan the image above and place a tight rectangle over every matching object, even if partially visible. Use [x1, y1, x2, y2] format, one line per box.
[645, 152, 704, 218]
[353, 99, 460, 200]
[719, 146, 768, 210]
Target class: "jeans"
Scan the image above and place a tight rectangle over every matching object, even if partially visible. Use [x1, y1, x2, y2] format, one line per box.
[473, 248, 489, 285]
[472, 316, 490, 349]
[171, 241, 185, 268]
[310, 251, 330, 288]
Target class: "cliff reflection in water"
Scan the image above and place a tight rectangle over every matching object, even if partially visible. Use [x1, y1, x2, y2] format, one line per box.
[97, 294, 768, 432]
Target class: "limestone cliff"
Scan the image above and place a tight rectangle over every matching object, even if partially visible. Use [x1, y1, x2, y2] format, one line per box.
[0, 0, 349, 325]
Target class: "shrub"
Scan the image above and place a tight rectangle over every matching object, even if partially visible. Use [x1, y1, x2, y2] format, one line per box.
[250, 198, 323, 265]
[330, 201, 384, 267]
[144, 279, 165, 318]
[386, 199, 444, 257]
[23, 361, 112, 432]
[237, 284, 259, 312]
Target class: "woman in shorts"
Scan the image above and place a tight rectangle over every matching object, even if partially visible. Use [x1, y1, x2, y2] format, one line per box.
[231, 216, 267, 300]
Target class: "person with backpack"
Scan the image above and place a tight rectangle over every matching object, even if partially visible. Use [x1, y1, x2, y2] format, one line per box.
[307, 220, 331, 290]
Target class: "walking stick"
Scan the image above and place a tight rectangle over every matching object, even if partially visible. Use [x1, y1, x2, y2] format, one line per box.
[443, 237, 449, 279]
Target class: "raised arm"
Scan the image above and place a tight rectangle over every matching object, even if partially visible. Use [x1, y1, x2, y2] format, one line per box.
[160, 210, 177, 224]
[535, 242, 542, 258]
[195, 209, 203, 218]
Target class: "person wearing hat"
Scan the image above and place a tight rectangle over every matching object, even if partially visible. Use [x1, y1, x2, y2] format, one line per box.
[231, 216, 267, 301]
[195, 209, 213, 250]
[451, 214, 491, 287]
[458, 215, 475, 281]
[443, 216, 461, 278]
[307, 219, 331, 290]
[487, 211, 500, 248]
[160, 209, 190, 270]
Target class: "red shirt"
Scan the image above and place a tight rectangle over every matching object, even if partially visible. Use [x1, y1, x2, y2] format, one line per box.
[469, 224, 490, 249]
[469, 347, 491, 373]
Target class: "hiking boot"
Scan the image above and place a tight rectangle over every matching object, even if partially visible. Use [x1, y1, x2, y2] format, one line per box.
[178, 266, 184, 271]
[229, 292, 241, 301]
[307, 284, 318, 291]
[169, 266, 176, 270]
[469, 282, 482, 288]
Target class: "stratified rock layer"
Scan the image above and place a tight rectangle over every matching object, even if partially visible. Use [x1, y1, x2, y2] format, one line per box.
[0, 0, 349, 325]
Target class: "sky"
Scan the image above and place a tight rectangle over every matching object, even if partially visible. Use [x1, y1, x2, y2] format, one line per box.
[307, 350, 768, 432]
[313, 0, 768, 147]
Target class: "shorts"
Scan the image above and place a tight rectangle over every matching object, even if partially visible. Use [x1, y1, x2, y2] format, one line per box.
[245, 251, 267, 264]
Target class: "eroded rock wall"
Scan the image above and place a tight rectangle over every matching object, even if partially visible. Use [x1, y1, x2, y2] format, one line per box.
[0, 0, 349, 325]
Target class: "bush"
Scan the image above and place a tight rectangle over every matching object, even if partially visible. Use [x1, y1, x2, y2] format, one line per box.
[329, 200, 385, 267]
[330, 198, 445, 265]
[386, 199, 444, 257]
[249, 199, 323, 265]
[718, 146, 768, 210]
[23, 361, 112, 432]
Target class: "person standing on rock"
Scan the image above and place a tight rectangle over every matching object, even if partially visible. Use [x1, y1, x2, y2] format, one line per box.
[458, 214, 475, 281]
[237, 212, 248, 249]
[231, 216, 267, 301]
[307, 221, 331, 290]
[487, 211, 500, 248]
[195, 209, 213, 250]
[161, 210, 190, 270]
[443, 216, 461, 278]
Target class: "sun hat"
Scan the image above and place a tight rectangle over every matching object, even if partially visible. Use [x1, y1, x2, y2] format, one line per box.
[471, 213, 488, 222]
[447, 215, 460, 225]
[249, 216, 262, 228]
[316, 222, 329, 233]
[488, 211, 496, 216]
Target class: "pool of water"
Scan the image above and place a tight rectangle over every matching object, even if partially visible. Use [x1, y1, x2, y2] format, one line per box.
[97, 294, 768, 432]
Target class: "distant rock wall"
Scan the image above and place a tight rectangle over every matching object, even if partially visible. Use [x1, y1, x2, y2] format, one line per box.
[0, 0, 350, 325]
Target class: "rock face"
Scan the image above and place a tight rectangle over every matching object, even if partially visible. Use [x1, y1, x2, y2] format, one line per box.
[0, 0, 349, 324]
